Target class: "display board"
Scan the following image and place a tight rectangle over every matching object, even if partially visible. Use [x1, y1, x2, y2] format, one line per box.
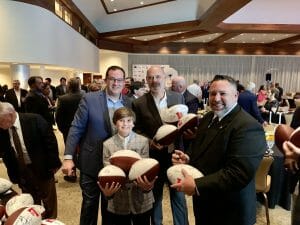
[132, 64, 170, 81]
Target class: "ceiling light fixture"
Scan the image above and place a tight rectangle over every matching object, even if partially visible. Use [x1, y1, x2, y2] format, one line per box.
[113, 8, 117, 12]
[140, 1, 144, 5]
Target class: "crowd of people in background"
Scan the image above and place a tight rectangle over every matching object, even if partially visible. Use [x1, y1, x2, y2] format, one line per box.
[0, 67, 300, 225]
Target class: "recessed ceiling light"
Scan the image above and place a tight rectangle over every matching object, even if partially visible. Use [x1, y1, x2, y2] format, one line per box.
[242, 41, 246, 43]
[231, 37, 235, 40]
[113, 8, 117, 12]
[272, 38, 276, 41]
[263, 34, 267, 36]
[241, 33, 244, 36]
[132, 37, 136, 39]
[184, 40, 187, 43]
[144, 38, 147, 41]
[110, 0, 114, 1]
[140, 1, 144, 5]
[159, 35, 163, 38]
[178, 32, 182, 34]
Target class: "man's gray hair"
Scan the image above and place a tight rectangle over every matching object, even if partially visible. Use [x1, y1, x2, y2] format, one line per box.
[0, 102, 15, 116]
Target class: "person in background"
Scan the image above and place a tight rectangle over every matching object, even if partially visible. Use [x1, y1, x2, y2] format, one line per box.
[100, 107, 156, 225]
[0, 102, 61, 218]
[171, 76, 199, 114]
[238, 81, 267, 126]
[62, 66, 132, 225]
[55, 77, 67, 96]
[171, 75, 266, 225]
[282, 106, 300, 225]
[44, 78, 57, 102]
[41, 82, 55, 126]
[187, 80, 203, 109]
[24, 76, 53, 127]
[55, 78, 83, 182]
[257, 85, 268, 106]
[200, 81, 209, 105]
[132, 66, 188, 225]
[4, 79, 28, 112]
[275, 82, 284, 102]
[88, 82, 101, 92]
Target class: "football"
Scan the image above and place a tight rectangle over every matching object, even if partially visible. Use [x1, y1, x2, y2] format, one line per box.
[42, 218, 66, 225]
[128, 158, 160, 182]
[98, 165, 126, 188]
[153, 124, 179, 146]
[275, 124, 300, 153]
[5, 193, 34, 217]
[160, 104, 188, 124]
[167, 164, 204, 185]
[177, 113, 199, 133]
[5, 207, 42, 225]
[109, 150, 142, 173]
[0, 205, 5, 220]
[289, 127, 300, 148]
[0, 178, 12, 194]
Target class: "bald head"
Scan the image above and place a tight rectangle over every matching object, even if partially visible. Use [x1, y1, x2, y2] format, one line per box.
[146, 66, 166, 96]
[171, 76, 187, 93]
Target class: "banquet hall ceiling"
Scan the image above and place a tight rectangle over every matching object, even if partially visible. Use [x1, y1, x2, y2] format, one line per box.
[61, 0, 300, 54]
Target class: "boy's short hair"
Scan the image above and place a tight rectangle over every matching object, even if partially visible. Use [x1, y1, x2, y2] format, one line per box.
[113, 107, 136, 124]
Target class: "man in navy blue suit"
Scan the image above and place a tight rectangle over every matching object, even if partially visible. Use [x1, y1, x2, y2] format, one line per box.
[238, 81, 267, 126]
[62, 66, 132, 225]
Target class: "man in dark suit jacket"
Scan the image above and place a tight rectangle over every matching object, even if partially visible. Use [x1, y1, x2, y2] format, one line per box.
[0, 102, 61, 219]
[4, 80, 28, 112]
[45, 77, 57, 101]
[62, 66, 132, 225]
[24, 76, 53, 126]
[55, 78, 83, 182]
[172, 75, 266, 225]
[132, 66, 188, 225]
[55, 77, 67, 97]
[171, 76, 199, 114]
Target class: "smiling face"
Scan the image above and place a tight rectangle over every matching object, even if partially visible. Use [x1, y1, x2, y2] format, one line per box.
[146, 66, 166, 96]
[105, 69, 125, 97]
[115, 116, 134, 137]
[209, 79, 238, 118]
[0, 111, 16, 130]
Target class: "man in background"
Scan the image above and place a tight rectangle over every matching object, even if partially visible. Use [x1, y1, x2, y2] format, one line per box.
[56, 78, 83, 182]
[172, 76, 199, 114]
[5, 79, 28, 112]
[45, 77, 57, 102]
[55, 77, 67, 96]
[0, 102, 61, 218]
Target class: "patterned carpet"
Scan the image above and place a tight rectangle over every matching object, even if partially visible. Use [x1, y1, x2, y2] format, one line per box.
[0, 130, 292, 225]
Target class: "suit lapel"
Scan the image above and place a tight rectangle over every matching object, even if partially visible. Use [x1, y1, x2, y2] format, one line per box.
[100, 92, 113, 136]
[145, 93, 163, 127]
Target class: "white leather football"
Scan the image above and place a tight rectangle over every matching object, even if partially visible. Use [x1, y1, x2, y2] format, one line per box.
[167, 164, 204, 184]
[0, 178, 12, 194]
[5, 206, 42, 225]
[109, 150, 142, 173]
[154, 124, 178, 146]
[160, 104, 188, 123]
[5, 193, 34, 216]
[129, 158, 160, 182]
[98, 165, 126, 188]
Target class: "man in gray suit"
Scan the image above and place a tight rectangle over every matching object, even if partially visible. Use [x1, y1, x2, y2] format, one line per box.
[132, 66, 188, 225]
[62, 66, 132, 225]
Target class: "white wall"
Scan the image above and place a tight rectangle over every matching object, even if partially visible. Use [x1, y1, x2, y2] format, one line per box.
[0, 1, 99, 72]
[99, 50, 128, 78]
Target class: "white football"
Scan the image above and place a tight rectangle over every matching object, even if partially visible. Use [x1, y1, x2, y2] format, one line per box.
[109, 150, 142, 173]
[177, 113, 198, 132]
[154, 124, 178, 146]
[42, 218, 66, 225]
[5, 193, 34, 216]
[98, 165, 126, 188]
[129, 158, 160, 182]
[5, 206, 42, 225]
[167, 164, 204, 184]
[0, 178, 12, 194]
[160, 104, 188, 123]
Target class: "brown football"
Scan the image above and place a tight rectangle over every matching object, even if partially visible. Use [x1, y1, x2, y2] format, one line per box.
[128, 158, 160, 182]
[98, 165, 126, 188]
[154, 124, 179, 146]
[290, 127, 300, 148]
[109, 150, 142, 173]
[177, 114, 199, 133]
[0, 204, 5, 219]
[5, 207, 42, 225]
[275, 124, 294, 153]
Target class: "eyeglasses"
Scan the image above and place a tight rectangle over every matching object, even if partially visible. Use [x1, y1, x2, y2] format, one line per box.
[106, 77, 125, 83]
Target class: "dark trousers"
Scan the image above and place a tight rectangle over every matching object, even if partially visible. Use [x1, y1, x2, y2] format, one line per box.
[110, 210, 152, 225]
[79, 173, 111, 225]
[19, 166, 57, 219]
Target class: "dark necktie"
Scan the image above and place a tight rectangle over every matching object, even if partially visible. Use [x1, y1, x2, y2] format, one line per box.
[208, 116, 219, 128]
[11, 126, 26, 169]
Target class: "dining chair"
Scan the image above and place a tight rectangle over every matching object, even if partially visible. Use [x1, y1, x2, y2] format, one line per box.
[255, 155, 274, 225]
